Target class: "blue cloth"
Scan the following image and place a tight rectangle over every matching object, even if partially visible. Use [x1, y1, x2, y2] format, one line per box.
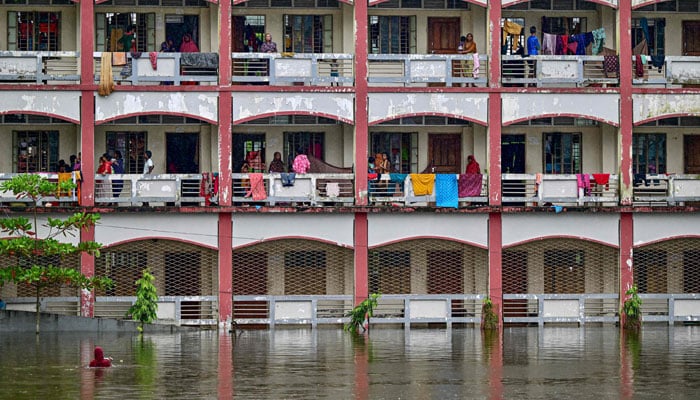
[435, 174, 458, 209]
[389, 173, 407, 192]
[527, 35, 540, 56]
[0, 298, 6, 310]
[280, 173, 296, 187]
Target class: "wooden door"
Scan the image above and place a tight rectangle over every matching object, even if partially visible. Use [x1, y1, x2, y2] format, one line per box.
[683, 21, 700, 56]
[684, 136, 700, 173]
[428, 18, 460, 54]
[428, 134, 461, 173]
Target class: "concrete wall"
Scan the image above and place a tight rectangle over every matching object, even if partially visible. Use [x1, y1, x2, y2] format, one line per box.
[0, 310, 192, 333]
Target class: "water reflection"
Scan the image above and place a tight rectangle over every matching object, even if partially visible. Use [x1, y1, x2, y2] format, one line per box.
[1, 326, 700, 399]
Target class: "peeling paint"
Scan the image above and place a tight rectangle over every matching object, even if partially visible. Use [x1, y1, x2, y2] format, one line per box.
[633, 94, 700, 124]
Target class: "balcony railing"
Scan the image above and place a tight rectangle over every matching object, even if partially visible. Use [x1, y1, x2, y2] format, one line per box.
[502, 173, 620, 206]
[632, 56, 700, 86]
[94, 173, 213, 206]
[368, 54, 488, 87]
[231, 173, 355, 206]
[94, 52, 218, 85]
[232, 53, 354, 86]
[502, 55, 620, 87]
[0, 172, 79, 205]
[369, 174, 488, 206]
[0, 51, 80, 84]
[503, 293, 619, 326]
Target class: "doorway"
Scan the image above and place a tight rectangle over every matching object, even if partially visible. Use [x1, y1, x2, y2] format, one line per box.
[684, 135, 700, 173]
[683, 21, 700, 56]
[428, 134, 461, 173]
[165, 14, 199, 52]
[166, 132, 199, 174]
[427, 17, 460, 54]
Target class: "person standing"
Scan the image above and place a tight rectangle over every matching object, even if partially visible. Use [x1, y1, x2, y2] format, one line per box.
[112, 150, 125, 200]
[142, 150, 154, 207]
[465, 155, 481, 174]
[260, 33, 278, 53]
[292, 148, 311, 174]
[526, 26, 541, 84]
[268, 151, 286, 173]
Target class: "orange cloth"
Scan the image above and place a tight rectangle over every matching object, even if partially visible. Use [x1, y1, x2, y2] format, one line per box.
[410, 174, 435, 196]
[57, 172, 73, 198]
[245, 173, 267, 201]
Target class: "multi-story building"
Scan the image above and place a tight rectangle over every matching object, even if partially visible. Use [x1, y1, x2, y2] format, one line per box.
[0, 0, 699, 328]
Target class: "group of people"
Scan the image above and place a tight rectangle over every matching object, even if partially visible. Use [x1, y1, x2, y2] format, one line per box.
[56, 154, 81, 174]
[368, 152, 392, 175]
[96, 150, 153, 205]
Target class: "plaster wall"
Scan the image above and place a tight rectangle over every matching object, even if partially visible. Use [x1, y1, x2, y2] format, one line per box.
[0, 213, 80, 245]
[633, 214, 700, 246]
[96, 213, 219, 248]
[367, 213, 488, 247]
[232, 214, 355, 248]
[502, 213, 619, 246]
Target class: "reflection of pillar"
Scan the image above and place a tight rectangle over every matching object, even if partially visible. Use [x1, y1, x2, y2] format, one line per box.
[80, 339, 95, 400]
[620, 332, 634, 400]
[219, 213, 233, 324]
[353, 337, 369, 400]
[489, 213, 503, 327]
[218, 333, 234, 399]
[487, 329, 503, 400]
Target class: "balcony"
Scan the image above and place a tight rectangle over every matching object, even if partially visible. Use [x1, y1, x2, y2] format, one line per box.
[368, 54, 488, 87]
[632, 56, 700, 87]
[502, 55, 619, 88]
[93, 52, 219, 85]
[0, 51, 79, 84]
[502, 173, 620, 206]
[232, 53, 354, 86]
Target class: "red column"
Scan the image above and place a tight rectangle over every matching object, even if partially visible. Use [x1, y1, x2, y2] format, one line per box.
[354, 213, 369, 306]
[218, 0, 232, 87]
[354, 0, 369, 205]
[80, 225, 96, 317]
[217, 0, 233, 206]
[488, 2, 502, 88]
[218, 213, 233, 324]
[218, 332, 234, 398]
[487, 1, 502, 206]
[488, 212, 503, 326]
[618, 0, 633, 205]
[619, 212, 634, 325]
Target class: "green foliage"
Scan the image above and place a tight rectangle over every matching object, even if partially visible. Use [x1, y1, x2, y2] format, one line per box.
[481, 297, 499, 331]
[344, 293, 381, 333]
[128, 269, 159, 333]
[622, 285, 642, 332]
[0, 174, 111, 334]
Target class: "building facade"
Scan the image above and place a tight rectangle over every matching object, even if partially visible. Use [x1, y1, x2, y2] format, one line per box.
[1, 0, 699, 328]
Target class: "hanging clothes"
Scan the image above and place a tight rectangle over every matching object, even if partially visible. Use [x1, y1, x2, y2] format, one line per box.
[410, 174, 435, 196]
[592, 28, 606, 55]
[603, 55, 620, 78]
[542, 33, 557, 55]
[458, 174, 483, 197]
[472, 53, 480, 78]
[502, 21, 523, 53]
[245, 173, 267, 201]
[435, 174, 458, 208]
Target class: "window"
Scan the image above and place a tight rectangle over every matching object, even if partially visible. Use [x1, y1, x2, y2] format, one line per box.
[369, 16, 416, 54]
[233, 133, 266, 173]
[632, 18, 665, 56]
[95, 13, 156, 52]
[106, 132, 146, 174]
[544, 249, 585, 293]
[233, 16, 265, 52]
[14, 131, 59, 173]
[633, 133, 666, 174]
[284, 131, 325, 166]
[543, 133, 581, 174]
[541, 17, 587, 35]
[8, 12, 60, 51]
[284, 251, 326, 295]
[369, 251, 411, 294]
[166, 133, 199, 174]
[283, 15, 332, 53]
[371, 132, 418, 173]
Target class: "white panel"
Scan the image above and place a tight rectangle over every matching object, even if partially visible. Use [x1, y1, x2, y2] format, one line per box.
[156, 302, 176, 320]
[543, 299, 579, 318]
[134, 58, 177, 77]
[667, 60, 700, 83]
[539, 59, 578, 79]
[502, 93, 619, 126]
[368, 92, 488, 125]
[502, 214, 619, 246]
[96, 214, 219, 248]
[275, 59, 312, 77]
[0, 91, 80, 122]
[0, 213, 79, 245]
[367, 214, 488, 247]
[275, 301, 312, 320]
[634, 214, 700, 246]
[410, 60, 446, 79]
[232, 214, 354, 248]
[674, 300, 700, 317]
[409, 300, 447, 319]
[232, 92, 354, 124]
[632, 94, 700, 124]
[95, 92, 218, 123]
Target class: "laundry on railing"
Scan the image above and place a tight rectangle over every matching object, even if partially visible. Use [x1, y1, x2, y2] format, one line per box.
[577, 174, 591, 196]
[435, 174, 458, 209]
[245, 173, 267, 201]
[458, 174, 482, 197]
[410, 174, 435, 196]
[180, 53, 219, 68]
[592, 173, 610, 190]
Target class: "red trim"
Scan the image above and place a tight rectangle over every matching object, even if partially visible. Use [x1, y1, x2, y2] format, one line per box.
[354, 213, 368, 306]
[503, 235, 620, 249]
[229, 86, 355, 93]
[80, 224, 95, 317]
[369, 113, 488, 127]
[488, 212, 503, 327]
[632, 235, 700, 247]
[369, 236, 488, 250]
[488, 92, 501, 206]
[635, 113, 700, 126]
[233, 236, 354, 250]
[103, 237, 219, 251]
[367, 87, 490, 93]
[355, 0, 369, 206]
[219, 92, 233, 206]
[233, 111, 353, 126]
[96, 111, 218, 125]
[504, 113, 620, 127]
[0, 110, 79, 125]
[619, 0, 634, 204]
[619, 212, 634, 319]
[218, 213, 233, 324]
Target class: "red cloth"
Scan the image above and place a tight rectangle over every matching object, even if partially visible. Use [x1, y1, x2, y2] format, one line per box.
[89, 347, 111, 368]
[149, 52, 158, 70]
[592, 173, 610, 186]
[635, 56, 644, 78]
[458, 174, 483, 197]
[367, 173, 378, 180]
[245, 173, 267, 201]
[465, 156, 481, 174]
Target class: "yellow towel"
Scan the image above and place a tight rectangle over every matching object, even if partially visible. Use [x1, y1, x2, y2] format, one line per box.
[410, 174, 435, 196]
[57, 172, 72, 197]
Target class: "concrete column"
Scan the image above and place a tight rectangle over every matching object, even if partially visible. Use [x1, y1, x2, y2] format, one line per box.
[354, 0, 369, 205]
[618, 0, 633, 205]
[489, 212, 503, 327]
[354, 213, 368, 306]
[218, 213, 233, 324]
[619, 212, 634, 325]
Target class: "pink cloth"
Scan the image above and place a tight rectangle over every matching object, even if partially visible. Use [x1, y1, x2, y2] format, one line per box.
[149, 52, 158, 70]
[542, 33, 557, 55]
[458, 174, 482, 197]
[472, 54, 480, 78]
[292, 154, 311, 174]
[245, 173, 267, 201]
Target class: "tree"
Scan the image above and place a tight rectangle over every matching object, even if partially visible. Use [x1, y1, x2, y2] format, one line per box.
[0, 174, 112, 334]
[622, 284, 642, 332]
[128, 268, 158, 333]
[344, 293, 380, 334]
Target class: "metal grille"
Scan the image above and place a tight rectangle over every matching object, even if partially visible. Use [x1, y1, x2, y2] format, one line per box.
[0, 253, 80, 298]
[369, 239, 488, 295]
[95, 240, 218, 296]
[232, 239, 353, 295]
[634, 238, 700, 294]
[503, 238, 618, 294]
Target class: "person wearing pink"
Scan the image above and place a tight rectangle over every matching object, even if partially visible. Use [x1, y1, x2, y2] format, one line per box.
[179, 33, 199, 53]
[465, 155, 481, 174]
[292, 149, 311, 174]
[89, 346, 112, 368]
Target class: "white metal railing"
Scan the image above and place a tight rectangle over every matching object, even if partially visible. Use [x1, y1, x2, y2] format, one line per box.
[0, 51, 80, 84]
[368, 54, 488, 86]
[232, 294, 485, 328]
[0, 172, 79, 204]
[94, 173, 213, 206]
[369, 174, 488, 206]
[502, 55, 620, 87]
[630, 56, 700, 86]
[231, 173, 355, 206]
[93, 52, 218, 85]
[503, 293, 619, 326]
[501, 173, 619, 206]
[638, 294, 700, 324]
[632, 174, 700, 206]
[231, 53, 354, 86]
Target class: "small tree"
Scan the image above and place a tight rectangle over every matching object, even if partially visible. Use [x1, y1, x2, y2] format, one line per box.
[344, 293, 380, 334]
[128, 268, 158, 333]
[622, 284, 642, 332]
[481, 297, 499, 331]
[0, 174, 112, 334]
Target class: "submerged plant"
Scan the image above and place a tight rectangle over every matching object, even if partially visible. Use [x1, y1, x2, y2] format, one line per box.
[622, 285, 642, 332]
[344, 293, 381, 334]
[128, 268, 158, 333]
[481, 297, 499, 331]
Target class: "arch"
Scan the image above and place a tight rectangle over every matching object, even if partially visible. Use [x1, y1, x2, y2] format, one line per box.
[369, 235, 487, 250]
[369, 112, 487, 127]
[503, 235, 619, 249]
[502, 93, 620, 127]
[103, 236, 218, 251]
[632, 235, 700, 248]
[95, 92, 218, 124]
[632, 94, 700, 126]
[503, 113, 618, 127]
[369, 92, 489, 126]
[233, 235, 354, 251]
[0, 91, 80, 123]
[233, 110, 353, 125]
[232, 92, 354, 125]
[95, 110, 217, 125]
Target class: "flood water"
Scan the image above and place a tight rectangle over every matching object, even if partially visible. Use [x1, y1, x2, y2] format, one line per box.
[1, 325, 700, 399]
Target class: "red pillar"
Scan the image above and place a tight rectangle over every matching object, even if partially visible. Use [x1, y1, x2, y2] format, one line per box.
[619, 212, 634, 324]
[488, 212, 503, 327]
[354, 213, 369, 306]
[618, 0, 633, 205]
[218, 213, 233, 324]
[218, 0, 233, 206]
[354, 0, 369, 205]
[488, 2, 502, 88]
[80, 224, 96, 317]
